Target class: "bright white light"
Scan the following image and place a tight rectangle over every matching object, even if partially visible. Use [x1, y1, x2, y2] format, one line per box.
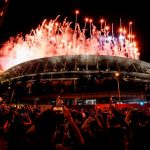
[119, 35, 125, 41]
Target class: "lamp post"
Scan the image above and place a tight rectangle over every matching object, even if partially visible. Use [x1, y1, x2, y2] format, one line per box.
[115, 72, 120, 101]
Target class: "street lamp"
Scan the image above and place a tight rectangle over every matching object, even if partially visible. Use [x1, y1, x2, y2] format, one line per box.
[115, 72, 120, 101]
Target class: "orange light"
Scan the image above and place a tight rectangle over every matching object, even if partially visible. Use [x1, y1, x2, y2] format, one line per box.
[128, 34, 131, 38]
[100, 19, 104, 23]
[55, 22, 59, 26]
[119, 28, 123, 33]
[0, 11, 3, 17]
[105, 26, 109, 30]
[0, 70, 3, 75]
[115, 72, 120, 77]
[129, 21, 132, 25]
[123, 30, 126, 34]
[85, 18, 89, 22]
[75, 10, 79, 14]
[89, 19, 93, 23]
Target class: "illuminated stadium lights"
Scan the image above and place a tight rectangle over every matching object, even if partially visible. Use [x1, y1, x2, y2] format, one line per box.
[0, 11, 140, 71]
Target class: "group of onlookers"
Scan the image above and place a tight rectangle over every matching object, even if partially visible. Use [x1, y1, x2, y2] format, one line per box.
[0, 102, 150, 150]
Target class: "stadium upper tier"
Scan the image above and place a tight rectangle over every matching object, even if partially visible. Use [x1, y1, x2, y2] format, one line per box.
[1, 55, 150, 83]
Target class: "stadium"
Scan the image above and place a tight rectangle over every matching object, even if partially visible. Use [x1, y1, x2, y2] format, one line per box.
[0, 15, 150, 106]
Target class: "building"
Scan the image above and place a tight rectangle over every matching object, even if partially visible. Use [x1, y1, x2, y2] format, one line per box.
[0, 16, 150, 105]
[1, 55, 150, 105]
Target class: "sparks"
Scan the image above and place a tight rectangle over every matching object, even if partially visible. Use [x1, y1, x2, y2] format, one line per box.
[0, 15, 140, 71]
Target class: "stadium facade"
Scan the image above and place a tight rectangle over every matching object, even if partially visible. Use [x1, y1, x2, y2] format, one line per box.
[1, 55, 150, 105]
[0, 16, 150, 105]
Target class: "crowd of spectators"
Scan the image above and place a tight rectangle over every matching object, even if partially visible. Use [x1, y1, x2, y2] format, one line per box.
[0, 98, 150, 150]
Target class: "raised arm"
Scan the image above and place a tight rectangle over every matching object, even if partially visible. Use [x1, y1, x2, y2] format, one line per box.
[64, 106, 84, 145]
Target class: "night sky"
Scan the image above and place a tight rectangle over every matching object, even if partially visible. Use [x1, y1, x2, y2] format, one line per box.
[0, 0, 150, 62]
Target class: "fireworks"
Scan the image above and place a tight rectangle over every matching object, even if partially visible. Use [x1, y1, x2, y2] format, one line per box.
[0, 11, 140, 71]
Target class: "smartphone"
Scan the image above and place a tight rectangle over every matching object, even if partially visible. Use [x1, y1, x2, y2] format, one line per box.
[53, 106, 64, 112]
